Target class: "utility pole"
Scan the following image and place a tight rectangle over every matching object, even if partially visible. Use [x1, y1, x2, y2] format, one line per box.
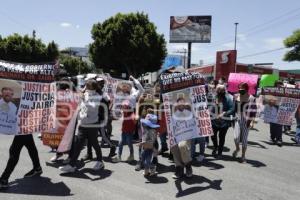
[234, 22, 238, 72]
[187, 42, 192, 68]
[32, 30, 36, 38]
[234, 22, 238, 50]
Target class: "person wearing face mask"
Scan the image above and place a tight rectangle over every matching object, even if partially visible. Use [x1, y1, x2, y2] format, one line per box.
[210, 85, 234, 158]
[232, 82, 257, 163]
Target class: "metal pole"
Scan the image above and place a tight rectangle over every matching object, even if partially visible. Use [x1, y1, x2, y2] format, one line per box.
[183, 49, 186, 68]
[187, 42, 192, 68]
[234, 22, 238, 50]
[234, 22, 238, 72]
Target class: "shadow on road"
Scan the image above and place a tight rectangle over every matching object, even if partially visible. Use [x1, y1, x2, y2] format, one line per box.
[175, 175, 222, 198]
[248, 141, 267, 149]
[60, 168, 113, 181]
[220, 154, 267, 168]
[145, 175, 169, 184]
[261, 140, 299, 147]
[0, 176, 72, 196]
[193, 158, 225, 170]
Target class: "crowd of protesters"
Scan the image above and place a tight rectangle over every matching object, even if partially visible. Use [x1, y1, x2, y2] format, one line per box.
[0, 68, 299, 189]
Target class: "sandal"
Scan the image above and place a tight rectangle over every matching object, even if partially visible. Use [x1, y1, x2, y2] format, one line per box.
[232, 150, 239, 158]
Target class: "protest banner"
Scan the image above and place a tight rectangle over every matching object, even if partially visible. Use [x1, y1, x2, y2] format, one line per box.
[102, 75, 122, 102]
[111, 80, 134, 119]
[0, 60, 57, 135]
[261, 87, 300, 125]
[160, 72, 212, 147]
[228, 73, 259, 95]
[42, 90, 79, 149]
[259, 74, 279, 88]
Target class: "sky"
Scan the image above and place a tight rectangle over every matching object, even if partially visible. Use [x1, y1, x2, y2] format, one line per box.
[1, 0, 300, 70]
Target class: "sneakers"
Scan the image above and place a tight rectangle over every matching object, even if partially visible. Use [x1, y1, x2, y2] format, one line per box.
[196, 155, 205, 162]
[135, 161, 143, 171]
[24, 167, 43, 178]
[0, 179, 8, 189]
[59, 165, 76, 173]
[277, 140, 283, 147]
[212, 148, 217, 157]
[112, 156, 121, 163]
[240, 157, 246, 164]
[93, 161, 105, 170]
[63, 158, 71, 164]
[149, 166, 158, 176]
[185, 163, 193, 178]
[82, 154, 93, 161]
[50, 154, 63, 162]
[143, 169, 150, 176]
[108, 146, 116, 157]
[172, 166, 184, 179]
[126, 155, 134, 162]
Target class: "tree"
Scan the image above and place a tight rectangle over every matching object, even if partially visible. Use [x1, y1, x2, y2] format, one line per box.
[89, 12, 167, 78]
[0, 33, 59, 63]
[59, 54, 91, 76]
[283, 29, 300, 62]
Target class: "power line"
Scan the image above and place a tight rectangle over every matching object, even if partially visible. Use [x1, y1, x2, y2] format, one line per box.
[0, 8, 34, 33]
[238, 47, 286, 59]
[205, 7, 300, 49]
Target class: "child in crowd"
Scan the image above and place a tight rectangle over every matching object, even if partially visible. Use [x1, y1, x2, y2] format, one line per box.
[139, 113, 160, 176]
[113, 100, 136, 162]
[268, 80, 284, 147]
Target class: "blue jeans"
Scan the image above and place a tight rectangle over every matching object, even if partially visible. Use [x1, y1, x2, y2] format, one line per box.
[191, 137, 206, 158]
[141, 149, 153, 170]
[118, 133, 134, 157]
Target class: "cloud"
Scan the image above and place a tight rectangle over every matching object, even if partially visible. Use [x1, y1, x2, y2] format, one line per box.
[264, 37, 284, 49]
[60, 22, 72, 28]
[75, 25, 80, 29]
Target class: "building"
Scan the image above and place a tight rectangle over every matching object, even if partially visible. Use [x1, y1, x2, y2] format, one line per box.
[188, 50, 300, 81]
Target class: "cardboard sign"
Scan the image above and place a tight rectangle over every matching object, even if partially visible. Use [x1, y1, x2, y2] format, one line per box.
[259, 74, 279, 88]
[160, 72, 212, 147]
[261, 87, 300, 125]
[228, 73, 258, 95]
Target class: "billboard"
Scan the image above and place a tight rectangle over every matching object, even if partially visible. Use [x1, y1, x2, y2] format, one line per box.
[170, 16, 211, 43]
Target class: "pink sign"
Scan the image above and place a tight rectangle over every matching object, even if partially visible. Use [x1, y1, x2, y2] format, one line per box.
[228, 73, 259, 95]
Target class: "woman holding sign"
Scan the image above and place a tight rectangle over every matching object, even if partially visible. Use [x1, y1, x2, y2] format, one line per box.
[232, 83, 257, 163]
[210, 85, 234, 158]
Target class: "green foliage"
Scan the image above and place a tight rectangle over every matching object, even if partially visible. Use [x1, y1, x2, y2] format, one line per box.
[283, 29, 300, 62]
[89, 12, 167, 78]
[59, 54, 91, 76]
[0, 33, 59, 63]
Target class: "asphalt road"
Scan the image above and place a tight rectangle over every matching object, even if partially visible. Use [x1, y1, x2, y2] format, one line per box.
[0, 120, 299, 200]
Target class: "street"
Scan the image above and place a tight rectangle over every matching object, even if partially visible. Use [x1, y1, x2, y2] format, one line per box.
[0, 120, 299, 200]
